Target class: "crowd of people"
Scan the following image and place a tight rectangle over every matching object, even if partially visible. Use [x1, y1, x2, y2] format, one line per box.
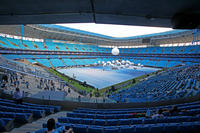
[146, 105, 186, 119]
[0, 68, 75, 99]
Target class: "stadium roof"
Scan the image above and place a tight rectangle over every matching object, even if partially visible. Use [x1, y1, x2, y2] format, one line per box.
[0, 0, 200, 29]
[0, 24, 193, 46]
[40, 24, 190, 40]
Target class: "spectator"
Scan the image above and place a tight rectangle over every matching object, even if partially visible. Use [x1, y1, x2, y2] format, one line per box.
[2, 75, 8, 82]
[13, 88, 23, 104]
[25, 81, 29, 89]
[16, 80, 20, 88]
[168, 105, 179, 116]
[90, 92, 92, 98]
[68, 88, 71, 94]
[103, 98, 105, 103]
[145, 108, 152, 118]
[46, 118, 73, 133]
[152, 109, 164, 119]
[45, 118, 55, 133]
[78, 95, 81, 102]
[1, 79, 7, 89]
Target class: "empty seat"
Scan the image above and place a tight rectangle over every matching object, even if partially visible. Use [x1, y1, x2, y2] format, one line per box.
[0, 111, 33, 123]
[106, 119, 118, 126]
[179, 122, 195, 133]
[95, 119, 106, 126]
[131, 118, 142, 124]
[149, 124, 164, 133]
[88, 126, 103, 133]
[135, 125, 150, 133]
[82, 118, 94, 125]
[104, 126, 119, 133]
[72, 124, 88, 133]
[0, 105, 45, 118]
[119, 125, 135, 133]
[58, 117, 69, 123]
[163, 123, 179, 133]
[118, 119, 131, 125]
[0, 118, 14, 132]
[143, 118, 156, 124]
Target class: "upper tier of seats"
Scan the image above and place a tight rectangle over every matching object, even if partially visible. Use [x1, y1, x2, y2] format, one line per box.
[1, 36, 200, 54]
[1, 53, 199, 68]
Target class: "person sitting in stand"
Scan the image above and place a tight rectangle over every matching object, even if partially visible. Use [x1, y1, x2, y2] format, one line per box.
[45, 118, 73, 133]
[164, 105, 180, 116]
[152, 109, 164, 119]
[13, 87, 23, 104]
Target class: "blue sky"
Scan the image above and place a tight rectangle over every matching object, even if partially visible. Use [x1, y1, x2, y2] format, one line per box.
[57, 23, 172, 38]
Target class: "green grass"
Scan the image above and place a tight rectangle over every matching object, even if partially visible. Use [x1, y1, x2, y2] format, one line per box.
[48, 68, 97, 94]
[49, 67, 164, 97]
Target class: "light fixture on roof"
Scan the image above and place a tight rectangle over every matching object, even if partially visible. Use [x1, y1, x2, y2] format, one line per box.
[111, 47, 119, 55]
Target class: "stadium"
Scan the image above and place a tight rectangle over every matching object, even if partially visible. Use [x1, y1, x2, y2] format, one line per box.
[0, 0, 200, 133]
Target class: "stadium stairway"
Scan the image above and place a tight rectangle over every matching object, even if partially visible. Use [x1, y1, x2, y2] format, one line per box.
[4, 111, 68, 133]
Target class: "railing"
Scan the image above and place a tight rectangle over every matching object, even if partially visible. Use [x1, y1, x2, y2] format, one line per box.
[64, 96, 115, 103]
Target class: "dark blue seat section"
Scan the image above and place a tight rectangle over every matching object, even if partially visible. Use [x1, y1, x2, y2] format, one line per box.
[179, 104, 200, 110]
[41, 121, 200, 133]
[162, 108, 200, 116]
[0, 101, 54, 115]
[32, 100, 200, 133]
[30, 128, 47, 133]
[0, 118, 14, 132]
[57, 115, 200, 126]
[71, 124, 88, 133]
[77, 101, 200, 110]
[0, 105, 45, 118]
[73, 102, 200, 118]
[88, 126, 103, 133]
[0, 98, 61, 112]
[72, 108, 200, 119]
[74, 109, 146, 114]
[0, 111, 33, 123]
[23, 102, 61, 112]
[75, 101, 200, 115]
[119, 125, 135, 133]
[67, 112, 136, 119]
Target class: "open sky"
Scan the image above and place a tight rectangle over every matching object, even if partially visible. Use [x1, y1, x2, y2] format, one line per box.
[56, 23, 172, 38]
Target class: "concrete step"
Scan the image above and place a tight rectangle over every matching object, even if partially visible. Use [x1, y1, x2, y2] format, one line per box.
[5, 111, 69, 133]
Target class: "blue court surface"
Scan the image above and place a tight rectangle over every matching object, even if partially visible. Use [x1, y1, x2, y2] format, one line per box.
[57, 66, 160, 89]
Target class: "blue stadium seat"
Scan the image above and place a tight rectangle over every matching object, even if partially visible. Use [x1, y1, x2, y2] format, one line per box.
[0, 111, 33, 123]
[118, 119, 131, 125]
[82, 118, 94, 125]
[0, 118, 14, 132]
[69, 117, 82, 124]
[149, 124, 164, 133]
[104, 126, 119, 133]
[163, 123, 180, 133]
[72, 124, 88, 133]
[106, 119, 118, 126]
[0, 105, 45, 118]
[95, 119, 106, 126]
[88, 126, 103, 133]
[119, 125, 135, 133]
[135, 124, 150, 133]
